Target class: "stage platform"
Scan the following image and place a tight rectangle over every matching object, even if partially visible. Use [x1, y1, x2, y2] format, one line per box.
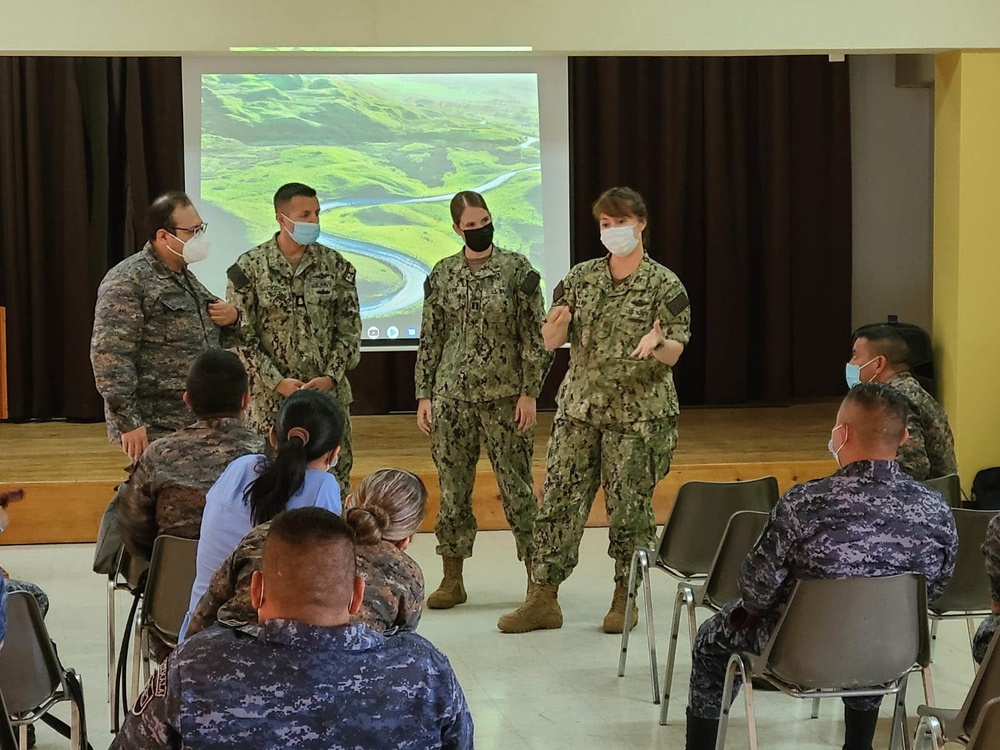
[0, 403, 836, 545]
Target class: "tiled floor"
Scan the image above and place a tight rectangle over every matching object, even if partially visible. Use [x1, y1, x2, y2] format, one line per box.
[2, 529, 975, 749]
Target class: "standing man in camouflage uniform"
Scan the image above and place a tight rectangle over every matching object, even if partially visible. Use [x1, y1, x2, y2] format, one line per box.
[111, 508, 473, 750]
[227, 183, 361, 493]
[683, 383, 958, 750]
[91, 191, 240, 462]
[415, 191, 551, 609]
[973, 514, 1000, 663]
[846, 324, 958, 480]
[499, 187, 691, 634]
[117, 350, 266, 562]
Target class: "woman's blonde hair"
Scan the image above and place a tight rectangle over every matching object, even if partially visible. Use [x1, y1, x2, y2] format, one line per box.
[343, 468, 428, 545]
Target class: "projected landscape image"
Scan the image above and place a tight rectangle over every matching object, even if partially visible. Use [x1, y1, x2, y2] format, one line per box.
[199, 72, 544, 342]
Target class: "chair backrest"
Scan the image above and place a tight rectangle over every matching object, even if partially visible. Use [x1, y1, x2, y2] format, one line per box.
[0, 689, 18, 750]
[143, 535, 199, 645]
[0, 592, 64, 715]
[701, 511, 770, 609]
[959, 626, 1000, 738]
[967, 697, 1000, 750]
[657, 477, 779, 578]
[761, 574, 927, 690]
[930, 508, 994, 614]
[924, 474, 963, 509]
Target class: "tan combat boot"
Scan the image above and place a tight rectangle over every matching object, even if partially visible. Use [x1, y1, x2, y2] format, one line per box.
[497, 584, 563, 633]
[602, 583, 639, 634]
[427, 557, 468, 609]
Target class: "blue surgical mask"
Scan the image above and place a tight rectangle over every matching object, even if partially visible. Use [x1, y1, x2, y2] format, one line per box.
[844, 357, 879, 388]
[282, 214, 321, 246]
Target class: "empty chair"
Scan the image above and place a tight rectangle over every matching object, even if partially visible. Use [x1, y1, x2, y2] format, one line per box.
[915, 627, 1000, 748]
[716, 574, 929, 750]
[659, 510, 769, 725]
[619, 476, 778, 703]
[0, 591, 87, 750]
[924, 474, 963, 509]
[966, 697, 1000, 750]
[929, 508, 994, 657]
[134, 535, 198, 689]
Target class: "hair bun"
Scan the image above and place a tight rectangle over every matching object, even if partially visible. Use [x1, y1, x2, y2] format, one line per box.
[344, 506, 386, 545]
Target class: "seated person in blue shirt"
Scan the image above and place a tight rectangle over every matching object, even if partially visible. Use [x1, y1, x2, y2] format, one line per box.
[113, 508, 473, 750]
[180, 389, 345, 641]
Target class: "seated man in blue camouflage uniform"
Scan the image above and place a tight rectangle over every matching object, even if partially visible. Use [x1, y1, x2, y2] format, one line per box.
[111, 507, 473, 750]
[685, 382, 958, 750]
[973, 513, 1000, 664]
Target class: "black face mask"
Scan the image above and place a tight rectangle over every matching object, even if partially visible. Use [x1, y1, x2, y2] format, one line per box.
[463, 223, 494, 253]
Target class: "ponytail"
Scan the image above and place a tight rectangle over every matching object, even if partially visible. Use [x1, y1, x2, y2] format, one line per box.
[344, 468, 428, 545]
[245, 390, 345, 526]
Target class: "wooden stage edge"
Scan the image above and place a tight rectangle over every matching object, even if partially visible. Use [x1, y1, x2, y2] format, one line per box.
[0, 406, 837, 545]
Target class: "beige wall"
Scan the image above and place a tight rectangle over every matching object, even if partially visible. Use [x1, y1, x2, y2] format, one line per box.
[850, 55, 934, 333]
[3, 0, 1000, 55]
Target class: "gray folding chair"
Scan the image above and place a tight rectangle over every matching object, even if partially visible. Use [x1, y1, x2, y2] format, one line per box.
[107, 545, 147, 726]
[914, 627, 1000, 748]
[658, 511, 769, 725]
[619, 476, 778, 703]
[0, 689, 19, 750]
[0, 592, 86, 750]
[966, 697, 1000, 750]
[716, 574, 929, 750]
[928, 508, 994, 660]
[134, 535, 198, 690]
[923, 474, 963, 509]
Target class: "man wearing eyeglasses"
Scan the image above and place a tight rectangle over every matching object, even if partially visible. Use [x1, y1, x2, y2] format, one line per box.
[91, 191, 241, 462]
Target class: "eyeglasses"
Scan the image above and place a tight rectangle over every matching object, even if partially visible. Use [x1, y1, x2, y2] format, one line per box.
[170, 223, 209, 237]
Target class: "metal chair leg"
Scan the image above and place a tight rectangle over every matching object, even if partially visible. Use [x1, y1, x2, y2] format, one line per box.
[141, 629, 151, 683]
[929, 617, 939, 662]
[716, 653, 749, 750]
[107, 575, 116, 707]
[643, 557, 659, 704]
[810, 697, 820, 718]
[912, 715, 944, 750]
[72, 679, 83, 750]
[966, 615, 977, 657]
[618, 549, 642, 678]
[920, 665, 935, 707]
[18, 724, 28, 750]
[744, 672, 758, 750]
[130, 599, 143, 702]
[659, 585, 690, 725]
[889, 676, 910, 750]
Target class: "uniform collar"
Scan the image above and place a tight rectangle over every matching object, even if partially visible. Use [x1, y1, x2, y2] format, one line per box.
[601, 252, 650, 292]
[250, 618, 386, 652]
[144, 242, 188, 281]
[886, 371, 915, 386]
[265, 234, 320, 277]
[836, 459, 903, 480]
[185, 417, 246, 431]
[459, 246, 499, 277]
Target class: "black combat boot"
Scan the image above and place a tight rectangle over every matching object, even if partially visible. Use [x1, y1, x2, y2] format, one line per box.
[685, 709, 720, 750]
[843, 704, 880, 750]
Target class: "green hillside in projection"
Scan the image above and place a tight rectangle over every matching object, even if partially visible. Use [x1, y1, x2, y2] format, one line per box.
[201, 73, 543, 313]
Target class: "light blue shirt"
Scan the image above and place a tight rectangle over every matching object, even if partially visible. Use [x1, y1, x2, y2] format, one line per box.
[179, 454, 342, 640]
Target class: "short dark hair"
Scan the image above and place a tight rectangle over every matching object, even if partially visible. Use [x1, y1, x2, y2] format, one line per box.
[273, 183, 317, 211]
[843, 381, 910, 446]
[147, 191, 192, 243]
[185, 350, 248, 418]
[853, 325, 911, 369]
[265, 507, 357, 602]
[592, 186, 650, 244]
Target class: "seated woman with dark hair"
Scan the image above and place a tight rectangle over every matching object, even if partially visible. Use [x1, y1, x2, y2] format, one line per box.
[185, 468, 428, 637]
[179, 389, 345, 642]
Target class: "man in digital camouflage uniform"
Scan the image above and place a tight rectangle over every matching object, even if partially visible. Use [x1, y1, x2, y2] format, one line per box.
[111, 508, 472, 750]
[498, 187, 691, 635]
[683, 382, 958, 750]
[415, 190, 551, 609]
[847, 324, 957, 481]
[91, 191, 240, 462]
[227, 183, 361, 494]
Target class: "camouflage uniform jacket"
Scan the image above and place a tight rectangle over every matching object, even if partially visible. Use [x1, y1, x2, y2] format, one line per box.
[973, 514, 1000, 663]
[740, 459, 958, 617]
[415, 247, 551, 401]
[185, 520, 425, 637]
[887, 371, 958, 481]
[91, 245, 238, 441]
[227, 236, 361, 430]
[110, 619, 473, 750]
[553, 254, 691, 426]
[117, 418, 267, 561]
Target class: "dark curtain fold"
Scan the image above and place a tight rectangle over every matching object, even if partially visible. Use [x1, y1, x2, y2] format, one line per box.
[0, 57, 183, 421]
[568, 56, 852, 405]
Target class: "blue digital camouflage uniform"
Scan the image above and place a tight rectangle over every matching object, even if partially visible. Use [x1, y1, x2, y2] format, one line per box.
[688, 460, 958, 720]
[973, 513, 1000, 663]
[886, 371, 958, 481]
[415, 247, 551, 561]
[91, 244, 238, 443]
[111, 619, 473, 750]
[2, 579, 48, 618]
[531, 254, 691, 585]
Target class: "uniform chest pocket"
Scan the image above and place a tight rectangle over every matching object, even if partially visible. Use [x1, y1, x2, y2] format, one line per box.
[308, 274, 336, 302]
[260, 283, 293, 310]
[616, 298, 653, 342]
[157, 290, 197, 314]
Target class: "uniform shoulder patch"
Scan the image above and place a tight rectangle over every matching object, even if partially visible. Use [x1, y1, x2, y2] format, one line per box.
[552, 280, 565, 305]
[132, 663, 168, 715]
[344, 265, 357, 286]
[423, 276, 432, 298]
[666, 291, 690, 316]
[519, 270, 541, 296]
[227, 263, 250, 291]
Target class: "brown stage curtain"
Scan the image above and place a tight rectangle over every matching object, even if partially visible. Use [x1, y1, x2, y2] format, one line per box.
[568, 56, 852, 406]
[0, 57, 183, 422]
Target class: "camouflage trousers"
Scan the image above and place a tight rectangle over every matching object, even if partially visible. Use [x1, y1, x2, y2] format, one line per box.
[431, 396, 537, 561]
[689, 600, 884, 719]
[531, 415, 676, 587]
[246, 390, 353, 495]
[974, 614, 999, 665]
[5, 578, 50, 618]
